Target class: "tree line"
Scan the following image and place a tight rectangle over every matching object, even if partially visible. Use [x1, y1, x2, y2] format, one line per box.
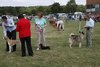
[0, 0, 86, 15]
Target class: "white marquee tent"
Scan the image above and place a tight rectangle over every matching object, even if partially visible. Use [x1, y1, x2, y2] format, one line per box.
[0, 0, 54, 7]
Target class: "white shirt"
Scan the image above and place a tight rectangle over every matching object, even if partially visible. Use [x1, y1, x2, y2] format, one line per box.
[56, 20, 64, 28]
[2, 19, 16, 37]
[85, 18, 94, 28]
[56, 20, 64, 24]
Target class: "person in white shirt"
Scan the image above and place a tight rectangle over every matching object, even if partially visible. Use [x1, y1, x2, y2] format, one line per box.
[2, 16, 16, 52]
[56, 19, 64, 31]
[85, 15, 95, 48]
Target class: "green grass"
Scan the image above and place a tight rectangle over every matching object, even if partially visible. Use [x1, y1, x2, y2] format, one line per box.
[0, 20, 100, 67]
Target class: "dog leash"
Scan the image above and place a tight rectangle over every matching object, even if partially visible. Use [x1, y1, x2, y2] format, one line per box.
[78, 21, 83, 33]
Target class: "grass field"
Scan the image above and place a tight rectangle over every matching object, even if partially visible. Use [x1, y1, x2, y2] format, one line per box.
[0, 20, 100, 67]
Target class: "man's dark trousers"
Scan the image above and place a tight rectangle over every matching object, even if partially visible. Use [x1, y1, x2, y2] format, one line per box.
[20, 37, 33, 56]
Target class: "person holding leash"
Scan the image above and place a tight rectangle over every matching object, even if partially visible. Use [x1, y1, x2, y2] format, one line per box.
[34, 11, 50, 50]
[2, 16, 16, 52]
[16, 14, 33, 57]
[85, 15, 95, 48]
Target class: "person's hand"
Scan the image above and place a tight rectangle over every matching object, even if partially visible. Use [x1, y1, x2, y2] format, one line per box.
[15, 23, 17, 25]
[38, 25, 42, 30]
[3, 36, 7, 40]
[4, 24, 7, 27]
[44, 25, 47, 27]
[84, 25, 88, 28]
[44, 24, 47, 27]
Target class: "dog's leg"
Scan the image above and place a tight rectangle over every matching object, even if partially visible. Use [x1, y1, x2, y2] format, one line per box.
[62, 23, 64, 31]
[9, 46, 12, 53]
[79, 42, 82, 48]
[69, 38, 72, 48]
[59, 24, 62, 31]
[69, 43, 73, 48]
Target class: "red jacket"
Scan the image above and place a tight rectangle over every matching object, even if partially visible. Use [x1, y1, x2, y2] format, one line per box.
[16, 18, 31, 38]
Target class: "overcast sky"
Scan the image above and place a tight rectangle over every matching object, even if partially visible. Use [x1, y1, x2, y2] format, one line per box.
[0, 0, 86, 7]
[54, 0, 86, 5]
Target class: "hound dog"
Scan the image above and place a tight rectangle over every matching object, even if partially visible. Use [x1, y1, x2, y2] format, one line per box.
[4, 37, 17, 53]
[69, 31, 84, 48]
[49, 20, 57, 28]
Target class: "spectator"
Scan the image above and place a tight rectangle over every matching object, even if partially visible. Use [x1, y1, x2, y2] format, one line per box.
[85, 15, 95, 48]
[34, 11, 47, 50]
[16, 14, 33, 57]
[2, 16, 16, 52]
[79, 15, 82, 21]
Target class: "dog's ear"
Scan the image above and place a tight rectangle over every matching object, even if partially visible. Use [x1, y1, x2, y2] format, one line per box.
[79, 30, 85, 35]
[82, 32, 85, 35]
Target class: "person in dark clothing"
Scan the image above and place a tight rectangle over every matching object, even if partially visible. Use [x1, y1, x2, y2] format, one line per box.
[16, 14, 33, 57]
[79, 15, 82, 21]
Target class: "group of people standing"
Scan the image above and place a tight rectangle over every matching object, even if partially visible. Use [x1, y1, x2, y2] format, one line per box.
[2, 12, 49, 57]
[1, 11, 95, 57]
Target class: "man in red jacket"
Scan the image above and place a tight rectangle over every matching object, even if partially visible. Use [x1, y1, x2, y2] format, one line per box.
[16, 14, 33, 57]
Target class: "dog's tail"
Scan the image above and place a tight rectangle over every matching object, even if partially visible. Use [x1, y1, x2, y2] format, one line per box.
[70, 33, 74, 37]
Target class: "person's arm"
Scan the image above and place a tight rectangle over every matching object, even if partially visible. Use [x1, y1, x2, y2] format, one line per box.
[56, 21, 59, 28]
[16, 22, 20, 32]
[2, 22, 7, 37]
[44, 19, 47, 27]
[29, 20, 31, 29]
[90, 20, 94, 28]
[33, 18, 37, 29]
[84, 20, 89, 28]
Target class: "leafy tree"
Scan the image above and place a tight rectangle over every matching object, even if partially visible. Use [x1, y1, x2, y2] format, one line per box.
[37, 6, 44, 12]
[0, 2, 86, 15]
[65, 0, 77, 13]
[50, 2, 62, 13]
[31, 8, 37, 15]
[77, 5, 86, 12]
[19, 7, 32, 15]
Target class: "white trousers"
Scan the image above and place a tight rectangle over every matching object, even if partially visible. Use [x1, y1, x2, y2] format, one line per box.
[36, 30, 46, 48]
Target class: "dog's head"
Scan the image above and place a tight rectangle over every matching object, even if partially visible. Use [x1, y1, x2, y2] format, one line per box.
[79, 31, 84, 39]
[70, 33, 75, 36]
[79, 31, 84, 35]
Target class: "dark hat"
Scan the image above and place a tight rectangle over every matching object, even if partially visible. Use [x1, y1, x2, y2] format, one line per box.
[2, 16, 7, 20]
[18, 14, 24, 19]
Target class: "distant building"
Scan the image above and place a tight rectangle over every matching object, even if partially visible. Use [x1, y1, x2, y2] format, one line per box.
[86, 0, 100, 14]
